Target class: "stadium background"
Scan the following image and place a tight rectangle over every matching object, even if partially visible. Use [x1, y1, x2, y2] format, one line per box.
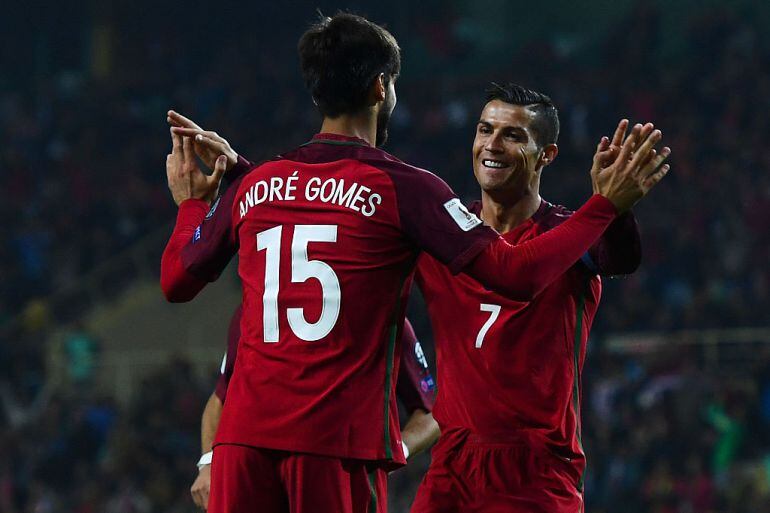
[2, 0, 769, 511]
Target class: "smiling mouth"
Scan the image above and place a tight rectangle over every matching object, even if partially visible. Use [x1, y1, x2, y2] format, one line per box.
[482, 159, 508, 169]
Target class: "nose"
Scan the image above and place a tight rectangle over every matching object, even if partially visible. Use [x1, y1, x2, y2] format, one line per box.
[484, 132, 503, 153]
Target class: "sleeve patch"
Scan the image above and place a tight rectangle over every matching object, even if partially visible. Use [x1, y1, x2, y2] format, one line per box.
[443, 198, 483, 232]
[420, 376, 436, 392]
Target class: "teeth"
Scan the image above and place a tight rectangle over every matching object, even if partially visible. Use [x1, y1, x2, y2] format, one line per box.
[483, 160, 507, 169]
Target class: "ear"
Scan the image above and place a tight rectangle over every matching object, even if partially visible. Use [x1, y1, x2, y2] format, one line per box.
[368, 73, 387, 105]
[540, 144, 558, 168]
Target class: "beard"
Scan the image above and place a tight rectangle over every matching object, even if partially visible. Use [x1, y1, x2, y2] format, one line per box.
[375, 84, 396, 147]
[375, 107, 391, 147]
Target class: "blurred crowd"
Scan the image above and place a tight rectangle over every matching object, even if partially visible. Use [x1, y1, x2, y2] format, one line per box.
[1, 1, 769, 512]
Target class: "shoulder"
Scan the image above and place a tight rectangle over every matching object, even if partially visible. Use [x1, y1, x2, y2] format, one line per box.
[535, 200, 575, 232]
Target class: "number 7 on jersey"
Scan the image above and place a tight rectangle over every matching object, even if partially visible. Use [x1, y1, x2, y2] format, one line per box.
[475, 303, 501, 348]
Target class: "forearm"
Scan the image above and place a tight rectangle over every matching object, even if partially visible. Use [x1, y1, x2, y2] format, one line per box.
[401, 409, 440, 458]
[464, 195, 617, 301]
[585, 210, 641, 276]
[201, 393, 224, 453]
[160, 199, 210, 302]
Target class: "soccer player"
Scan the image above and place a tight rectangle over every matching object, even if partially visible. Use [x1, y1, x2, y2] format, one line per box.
[161, 13, 666, 513]
[189, 310, 439, 510]
[409, 84, 670, 513]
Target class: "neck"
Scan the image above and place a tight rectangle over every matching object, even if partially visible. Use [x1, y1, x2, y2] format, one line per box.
[480, 188, 542, 234]
[320, 111, 377, 147]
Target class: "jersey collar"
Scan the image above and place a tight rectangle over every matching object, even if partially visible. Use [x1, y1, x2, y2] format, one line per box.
[469, 198, 552, 223]
[302, 133, 372, 148]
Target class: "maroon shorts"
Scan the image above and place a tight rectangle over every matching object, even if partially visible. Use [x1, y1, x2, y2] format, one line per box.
[208, 444, 387, 513]
[411, 432, 583, 513]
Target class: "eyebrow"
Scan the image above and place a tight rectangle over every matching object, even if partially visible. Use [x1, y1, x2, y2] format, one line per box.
[477, 120, 527, 134]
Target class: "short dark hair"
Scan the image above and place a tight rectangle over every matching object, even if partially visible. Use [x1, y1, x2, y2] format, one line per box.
[485, 82, 559, 147]
[298, 13, 401, 118]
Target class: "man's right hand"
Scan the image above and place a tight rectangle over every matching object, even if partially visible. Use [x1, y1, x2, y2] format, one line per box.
[190, 465, 211, 510]
[168, 110, 239, 172]
[591, 122, 670, 212]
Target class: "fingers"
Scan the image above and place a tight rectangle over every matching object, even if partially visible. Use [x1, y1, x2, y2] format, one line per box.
[610, 119, 629, 148]
[166, 154, 174, 183]
[196, 134, 227, 155]
[594, 147, 618, 169]
[191, 482, 201, 508]
[211, 155, 228, 183]
[616, 123, 642, 163]
[202, 488, 210, 509]
[182, 134, 195, 169]
[629, 127, 662, 173]
[631, 123, 655, 153]
[637, 148, 657, 171]
[643, 163, 670, 190]
[171, 128, 183, 156]
[640, 146, 671, 181]
[167, 110, 203, 130]
[171, 127, 208, 137]
[171, 127, 224, 142]
[596, 136, 609, 154]
[171, 128, 227, 155]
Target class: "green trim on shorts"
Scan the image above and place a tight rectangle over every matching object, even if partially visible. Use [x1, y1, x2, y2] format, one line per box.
[367, 469, 378, 512]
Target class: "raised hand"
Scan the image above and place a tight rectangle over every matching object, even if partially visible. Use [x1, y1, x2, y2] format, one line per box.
[167, 110, 239, 172]
[591, 122, 670, 212]
[166, 129, 228, 206]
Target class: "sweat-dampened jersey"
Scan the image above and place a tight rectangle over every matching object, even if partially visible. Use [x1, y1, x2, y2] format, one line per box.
[416, 199, 639, 489]
[215, 307, 436, 416]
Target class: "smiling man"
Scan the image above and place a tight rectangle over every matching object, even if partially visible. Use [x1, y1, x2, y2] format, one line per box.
[410, 83, 670, 513]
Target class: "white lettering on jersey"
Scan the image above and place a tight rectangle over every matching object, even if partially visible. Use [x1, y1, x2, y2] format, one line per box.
[240, 172, 381, 219]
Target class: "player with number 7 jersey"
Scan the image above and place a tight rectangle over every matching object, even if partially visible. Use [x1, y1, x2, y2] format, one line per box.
[410, 84, 669, 513]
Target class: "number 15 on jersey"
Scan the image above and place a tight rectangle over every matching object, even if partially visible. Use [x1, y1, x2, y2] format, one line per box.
[257, 225, 341, 343]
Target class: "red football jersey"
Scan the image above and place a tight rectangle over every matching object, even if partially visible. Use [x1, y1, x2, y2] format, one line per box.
[416, 199, 639, 488]
[181, 133, 496, 465]
[215, 307, 435, 415]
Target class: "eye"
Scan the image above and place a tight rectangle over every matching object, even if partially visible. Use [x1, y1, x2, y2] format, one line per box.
[477, 124, 491, 134]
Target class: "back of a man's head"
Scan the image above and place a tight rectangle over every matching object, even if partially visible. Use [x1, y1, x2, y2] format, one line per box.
[298, 13, 401, 118]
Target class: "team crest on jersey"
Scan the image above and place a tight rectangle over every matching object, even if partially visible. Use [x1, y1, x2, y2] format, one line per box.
[420, 376, 436, 392]
[193, 225, 201, 243]
[205, 196, 221, 220]
[443, 198, 482, 231]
